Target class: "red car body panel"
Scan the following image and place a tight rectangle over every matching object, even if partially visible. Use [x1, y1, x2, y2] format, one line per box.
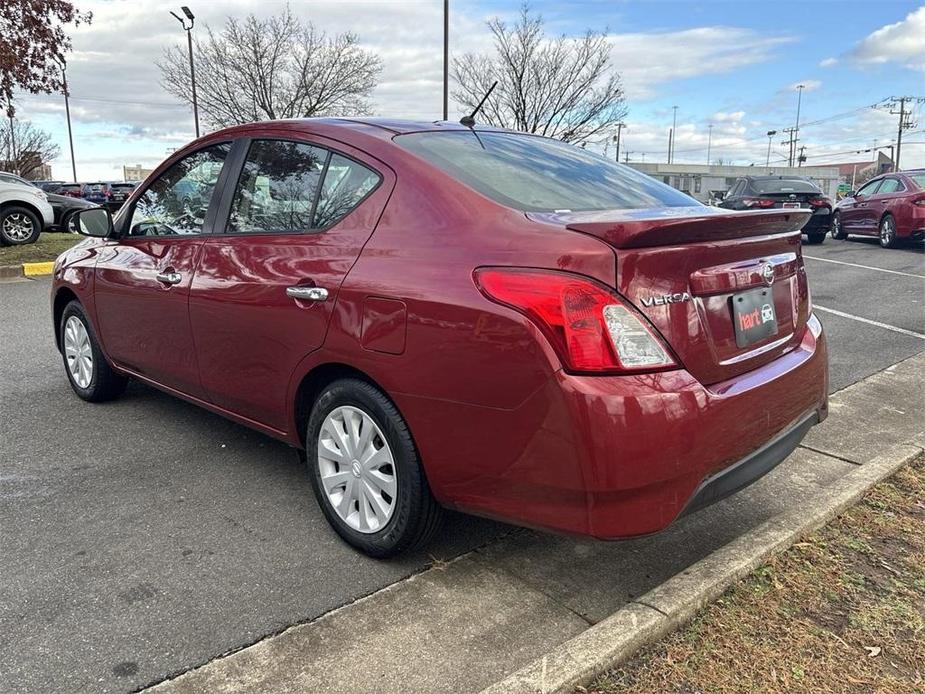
[52, 118, 828, 540]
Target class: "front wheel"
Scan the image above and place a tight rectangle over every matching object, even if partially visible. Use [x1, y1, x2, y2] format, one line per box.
[60, 301, 128, 402]
[831, 213, 848, 240]
[879, 214, 899, 249]
[306, 378, 443, 557]
[0, 206, 41, 245]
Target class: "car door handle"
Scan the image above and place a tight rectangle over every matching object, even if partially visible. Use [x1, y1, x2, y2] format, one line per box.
[286, 286, 329, 302]
[156, 271, 182, 285]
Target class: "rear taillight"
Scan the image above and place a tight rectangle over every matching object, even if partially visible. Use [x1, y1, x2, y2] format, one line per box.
[808, 197, 830, 208]
[913, 196, 925, 207]
[742, 197, 776, 208]
[474, 268, 676, 374]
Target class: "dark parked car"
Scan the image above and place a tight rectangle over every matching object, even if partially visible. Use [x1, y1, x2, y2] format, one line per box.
[54, 119, 828, 557]
[719, 176, 832, 244]
[46, 191, 95, 232]
[833, 170, 925, 248]
[81, 182, 137, 210]
[34, 180, 66, 193]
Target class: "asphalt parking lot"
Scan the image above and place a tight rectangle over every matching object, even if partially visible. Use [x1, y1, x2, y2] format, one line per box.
[1, 235, 923, 693]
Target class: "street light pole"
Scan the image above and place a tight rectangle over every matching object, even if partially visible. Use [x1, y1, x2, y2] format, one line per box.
[766, 130, 777, 168]
[669, 105, 678, 163]
[60, 61, 77, 182]
[442, 0, 448, 121]
[171, 7, 200, 137]
[791, 84, 804, 167]
[706, 123, 713, 165]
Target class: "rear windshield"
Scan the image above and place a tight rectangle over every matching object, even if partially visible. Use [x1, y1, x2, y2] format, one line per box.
[751, 179, 820, 194]
[111, 183, 135, 190]
[396, 130, 697, 212]
[908, 174, 925, 189]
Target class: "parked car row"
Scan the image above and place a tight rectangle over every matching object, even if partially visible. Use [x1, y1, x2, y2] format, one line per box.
[0, 173, 136, 246]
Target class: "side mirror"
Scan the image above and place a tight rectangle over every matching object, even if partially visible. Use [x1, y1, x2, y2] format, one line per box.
[849, 191, 859, 198]
[74, 207, 114, 238]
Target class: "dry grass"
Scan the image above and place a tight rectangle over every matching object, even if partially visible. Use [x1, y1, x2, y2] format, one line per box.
[0, 232, 81, 265]
[586, 455, 925, 694]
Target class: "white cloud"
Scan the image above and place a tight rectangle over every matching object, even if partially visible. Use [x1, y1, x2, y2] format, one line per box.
[848, 6, 925, 71]
[819, 57, 837, 68]
[712, 110, 745, 122]
[608, 27, 794, 100]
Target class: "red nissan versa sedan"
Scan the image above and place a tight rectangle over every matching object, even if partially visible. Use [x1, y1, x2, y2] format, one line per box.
[54, 119, 828, 557]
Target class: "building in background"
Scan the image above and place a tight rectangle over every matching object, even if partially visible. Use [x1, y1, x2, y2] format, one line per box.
[628, 163, 841, 205]
[122, 164, 154, 182]
[1, 153, 53, 180]
[834, 151, 893, 189]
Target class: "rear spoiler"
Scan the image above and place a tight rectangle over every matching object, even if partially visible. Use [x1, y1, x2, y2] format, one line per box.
[527, 207, 811, 249]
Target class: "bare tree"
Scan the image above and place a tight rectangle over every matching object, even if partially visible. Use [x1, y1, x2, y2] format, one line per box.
[453, 4, 627, 143]
[0, 119, 60, 178]
[0, 0, 91, 118]
[158, 7, 382, 128]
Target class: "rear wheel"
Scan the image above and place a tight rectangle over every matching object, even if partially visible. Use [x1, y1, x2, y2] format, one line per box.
[305, 378, 443, 557]
[831, 212, 848, 240]
[0, 206, 41, 245]
[879, 214, 899, 249]
[60, 301, 128, 402]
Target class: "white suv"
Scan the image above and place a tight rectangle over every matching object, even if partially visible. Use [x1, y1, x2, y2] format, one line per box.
[0, 172, 55, 246]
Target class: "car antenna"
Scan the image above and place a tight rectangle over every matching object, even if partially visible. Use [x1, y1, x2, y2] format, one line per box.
[459, 81, 497, 128]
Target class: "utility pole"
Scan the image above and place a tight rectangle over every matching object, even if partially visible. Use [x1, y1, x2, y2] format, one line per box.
[706, 124, 713, 165]
[442, 0, 448, 121]
[171, 7, 199, 137]
[765, 130, 777, 168]
[613, 122, 625, 163]
[782, 127, 798, 167]
[60, 60, 77, 182]
[883, 96, 923, 170]
[797, 145, 806, 167]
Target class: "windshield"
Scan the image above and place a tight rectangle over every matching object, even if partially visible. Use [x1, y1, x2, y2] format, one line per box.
[751, 179, 819, 194]
[396, 130, 697, 212]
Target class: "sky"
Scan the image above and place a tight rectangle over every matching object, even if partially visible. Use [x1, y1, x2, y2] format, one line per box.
[11, 0, 925, 181]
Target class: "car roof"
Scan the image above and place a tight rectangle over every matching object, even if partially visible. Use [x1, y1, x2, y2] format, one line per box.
[745, 175, 812, 181]
[207, 117, 512, 141]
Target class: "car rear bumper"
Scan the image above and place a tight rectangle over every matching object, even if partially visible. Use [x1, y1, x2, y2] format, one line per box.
[802, 210, 831, 234]
[410, 315, 828, 539]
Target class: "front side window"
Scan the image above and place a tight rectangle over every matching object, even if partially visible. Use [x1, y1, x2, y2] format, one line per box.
[856, 180, 882, 197]
[313, 154, 380, 228]
[228, 140, 327, 233]
[397, 131, 696, 212]
[127, 143, 231, 236]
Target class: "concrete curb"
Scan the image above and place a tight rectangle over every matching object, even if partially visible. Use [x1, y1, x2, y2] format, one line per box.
[0, 264, 23, 280]
[479, 441, 924, 694]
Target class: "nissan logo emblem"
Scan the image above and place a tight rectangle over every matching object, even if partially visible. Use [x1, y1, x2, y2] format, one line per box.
[762, 264, 775, 285]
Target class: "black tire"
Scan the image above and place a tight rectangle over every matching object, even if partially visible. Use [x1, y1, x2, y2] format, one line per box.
[305, 378, 443, 557]
[804, 232, 826, 245]
[831, 212, 848, 240]
[0, 205, 42, 245]
[60, 300, 128, 402]
[879, 214, 899, 249]
[60, 210, 78, 234]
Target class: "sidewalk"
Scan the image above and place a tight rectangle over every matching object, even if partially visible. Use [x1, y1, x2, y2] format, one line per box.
[148, 353, 925, 694]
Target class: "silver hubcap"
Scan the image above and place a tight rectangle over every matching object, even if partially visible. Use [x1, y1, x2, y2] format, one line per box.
[318, 406, 397, 534]
[2, 213, 34, 241]
[832, 216, 840, 237]
[881, 219, 894, 245]
[63, 316, 94, 388]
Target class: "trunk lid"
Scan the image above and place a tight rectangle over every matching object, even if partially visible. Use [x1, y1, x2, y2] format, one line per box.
[527, 206, 813, 385]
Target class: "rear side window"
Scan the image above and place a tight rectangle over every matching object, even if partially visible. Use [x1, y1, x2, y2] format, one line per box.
[750, 179, 820, 194]
[876, 179, 902, 193]
[397, 131, 696, 212]
[313, 154, 380, 228]
[228, 140, 327, 233]
[909, 174, 925, 189]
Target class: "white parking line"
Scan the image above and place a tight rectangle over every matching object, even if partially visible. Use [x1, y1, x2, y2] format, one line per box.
[814, 305, 925, 340]
[803, 255, 925, 279]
